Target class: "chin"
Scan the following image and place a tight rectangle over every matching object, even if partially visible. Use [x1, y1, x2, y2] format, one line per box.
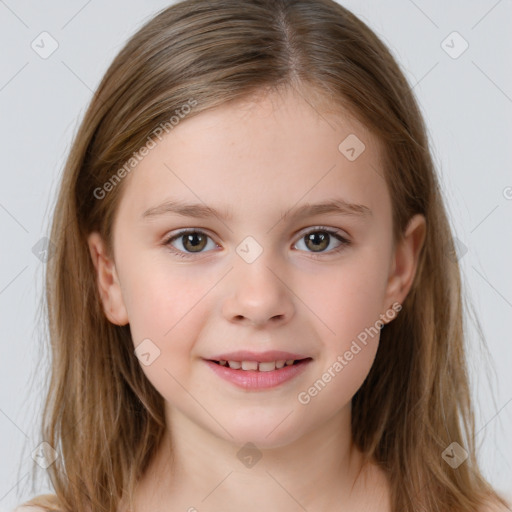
[213, 414, 307, 450]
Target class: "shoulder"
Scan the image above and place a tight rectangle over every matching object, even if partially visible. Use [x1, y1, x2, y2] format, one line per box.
[12, 507, 48, 512]
[12, 494, 63, 512]
[480, 495, 512, 512]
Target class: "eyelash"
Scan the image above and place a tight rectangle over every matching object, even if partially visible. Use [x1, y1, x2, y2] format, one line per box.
[163, 226, 351, 260]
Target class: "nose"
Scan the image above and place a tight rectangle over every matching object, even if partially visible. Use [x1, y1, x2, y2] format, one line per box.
[221, 254, 295, 328]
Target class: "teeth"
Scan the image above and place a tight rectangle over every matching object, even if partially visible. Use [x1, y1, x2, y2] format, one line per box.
[241, 361, 258, 371]
[258, 361, 276, 372]
[221, 359, 298, 371]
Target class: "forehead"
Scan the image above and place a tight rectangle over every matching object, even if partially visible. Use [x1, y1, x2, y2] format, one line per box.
[115, 88, 388, 226]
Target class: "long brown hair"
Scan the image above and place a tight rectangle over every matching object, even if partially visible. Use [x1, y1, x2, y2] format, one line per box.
[18, 0, 508, 510]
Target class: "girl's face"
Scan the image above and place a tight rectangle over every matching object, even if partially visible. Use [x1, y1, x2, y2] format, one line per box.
[88, 88, 424, 448]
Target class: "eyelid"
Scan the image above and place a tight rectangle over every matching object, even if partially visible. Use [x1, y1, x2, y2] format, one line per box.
[164, 225, 350, 243]
[294, 225, 349, 240]
[164, 227, 217, 241]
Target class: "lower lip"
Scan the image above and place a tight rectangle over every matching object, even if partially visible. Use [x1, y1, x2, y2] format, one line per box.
[203, 359, 312, 390]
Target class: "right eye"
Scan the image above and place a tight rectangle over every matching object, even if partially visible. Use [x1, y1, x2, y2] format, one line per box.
[163, 229, 219, 258]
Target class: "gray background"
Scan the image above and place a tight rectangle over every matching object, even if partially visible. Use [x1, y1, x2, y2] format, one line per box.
[0, 0, 511, 509]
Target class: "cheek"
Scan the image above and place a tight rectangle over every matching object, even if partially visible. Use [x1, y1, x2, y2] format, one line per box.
[295, 275, 384, 415]
[296, 248, 390, 403]
[120, 261, 212, 372]
[306, 251, 390, 343]
[121, 266, 215, 405]
[123, 259, 206, 334]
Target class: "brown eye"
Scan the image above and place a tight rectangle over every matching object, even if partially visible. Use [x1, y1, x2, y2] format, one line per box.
[164, 230, 218, 258]
[294, 227, 350, 257]
[181, 232, 207, 252]
[304, 231, 330, 252]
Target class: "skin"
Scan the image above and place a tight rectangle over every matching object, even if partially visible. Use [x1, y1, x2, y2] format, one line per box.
[87, 87, 426, 511]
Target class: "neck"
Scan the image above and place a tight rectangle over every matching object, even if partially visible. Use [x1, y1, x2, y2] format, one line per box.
[130, 403, 389, 511]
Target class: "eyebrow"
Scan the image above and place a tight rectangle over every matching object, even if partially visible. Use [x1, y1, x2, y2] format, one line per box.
[141, 198, 372, 221]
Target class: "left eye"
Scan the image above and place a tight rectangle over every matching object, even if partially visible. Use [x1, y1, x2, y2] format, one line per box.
[293, 228, 350, 254]
[163, 227, 350, 258]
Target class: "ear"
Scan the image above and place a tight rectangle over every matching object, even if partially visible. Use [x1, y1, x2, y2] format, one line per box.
[87, 231, 129, 326]
[382, 214, 426, 322]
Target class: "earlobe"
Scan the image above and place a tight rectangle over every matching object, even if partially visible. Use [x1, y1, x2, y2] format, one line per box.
[87, 231, 129, 326]
[383, 214, 426, 318]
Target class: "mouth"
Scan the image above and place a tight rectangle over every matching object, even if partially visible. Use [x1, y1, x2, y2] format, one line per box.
[207, 358, 312, 372]
[203, 357, 313, 390]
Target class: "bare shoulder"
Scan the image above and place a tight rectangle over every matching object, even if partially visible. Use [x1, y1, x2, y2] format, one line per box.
[12, 494, 63, 512]
[481, 495, 512, 512]
[12, 506, 48, 512]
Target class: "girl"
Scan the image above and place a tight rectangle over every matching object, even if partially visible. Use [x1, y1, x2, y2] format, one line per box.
[15, 0, 510, 510]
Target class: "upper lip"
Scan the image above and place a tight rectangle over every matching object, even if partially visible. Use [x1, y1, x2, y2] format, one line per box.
[206, 350, 311, 362]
